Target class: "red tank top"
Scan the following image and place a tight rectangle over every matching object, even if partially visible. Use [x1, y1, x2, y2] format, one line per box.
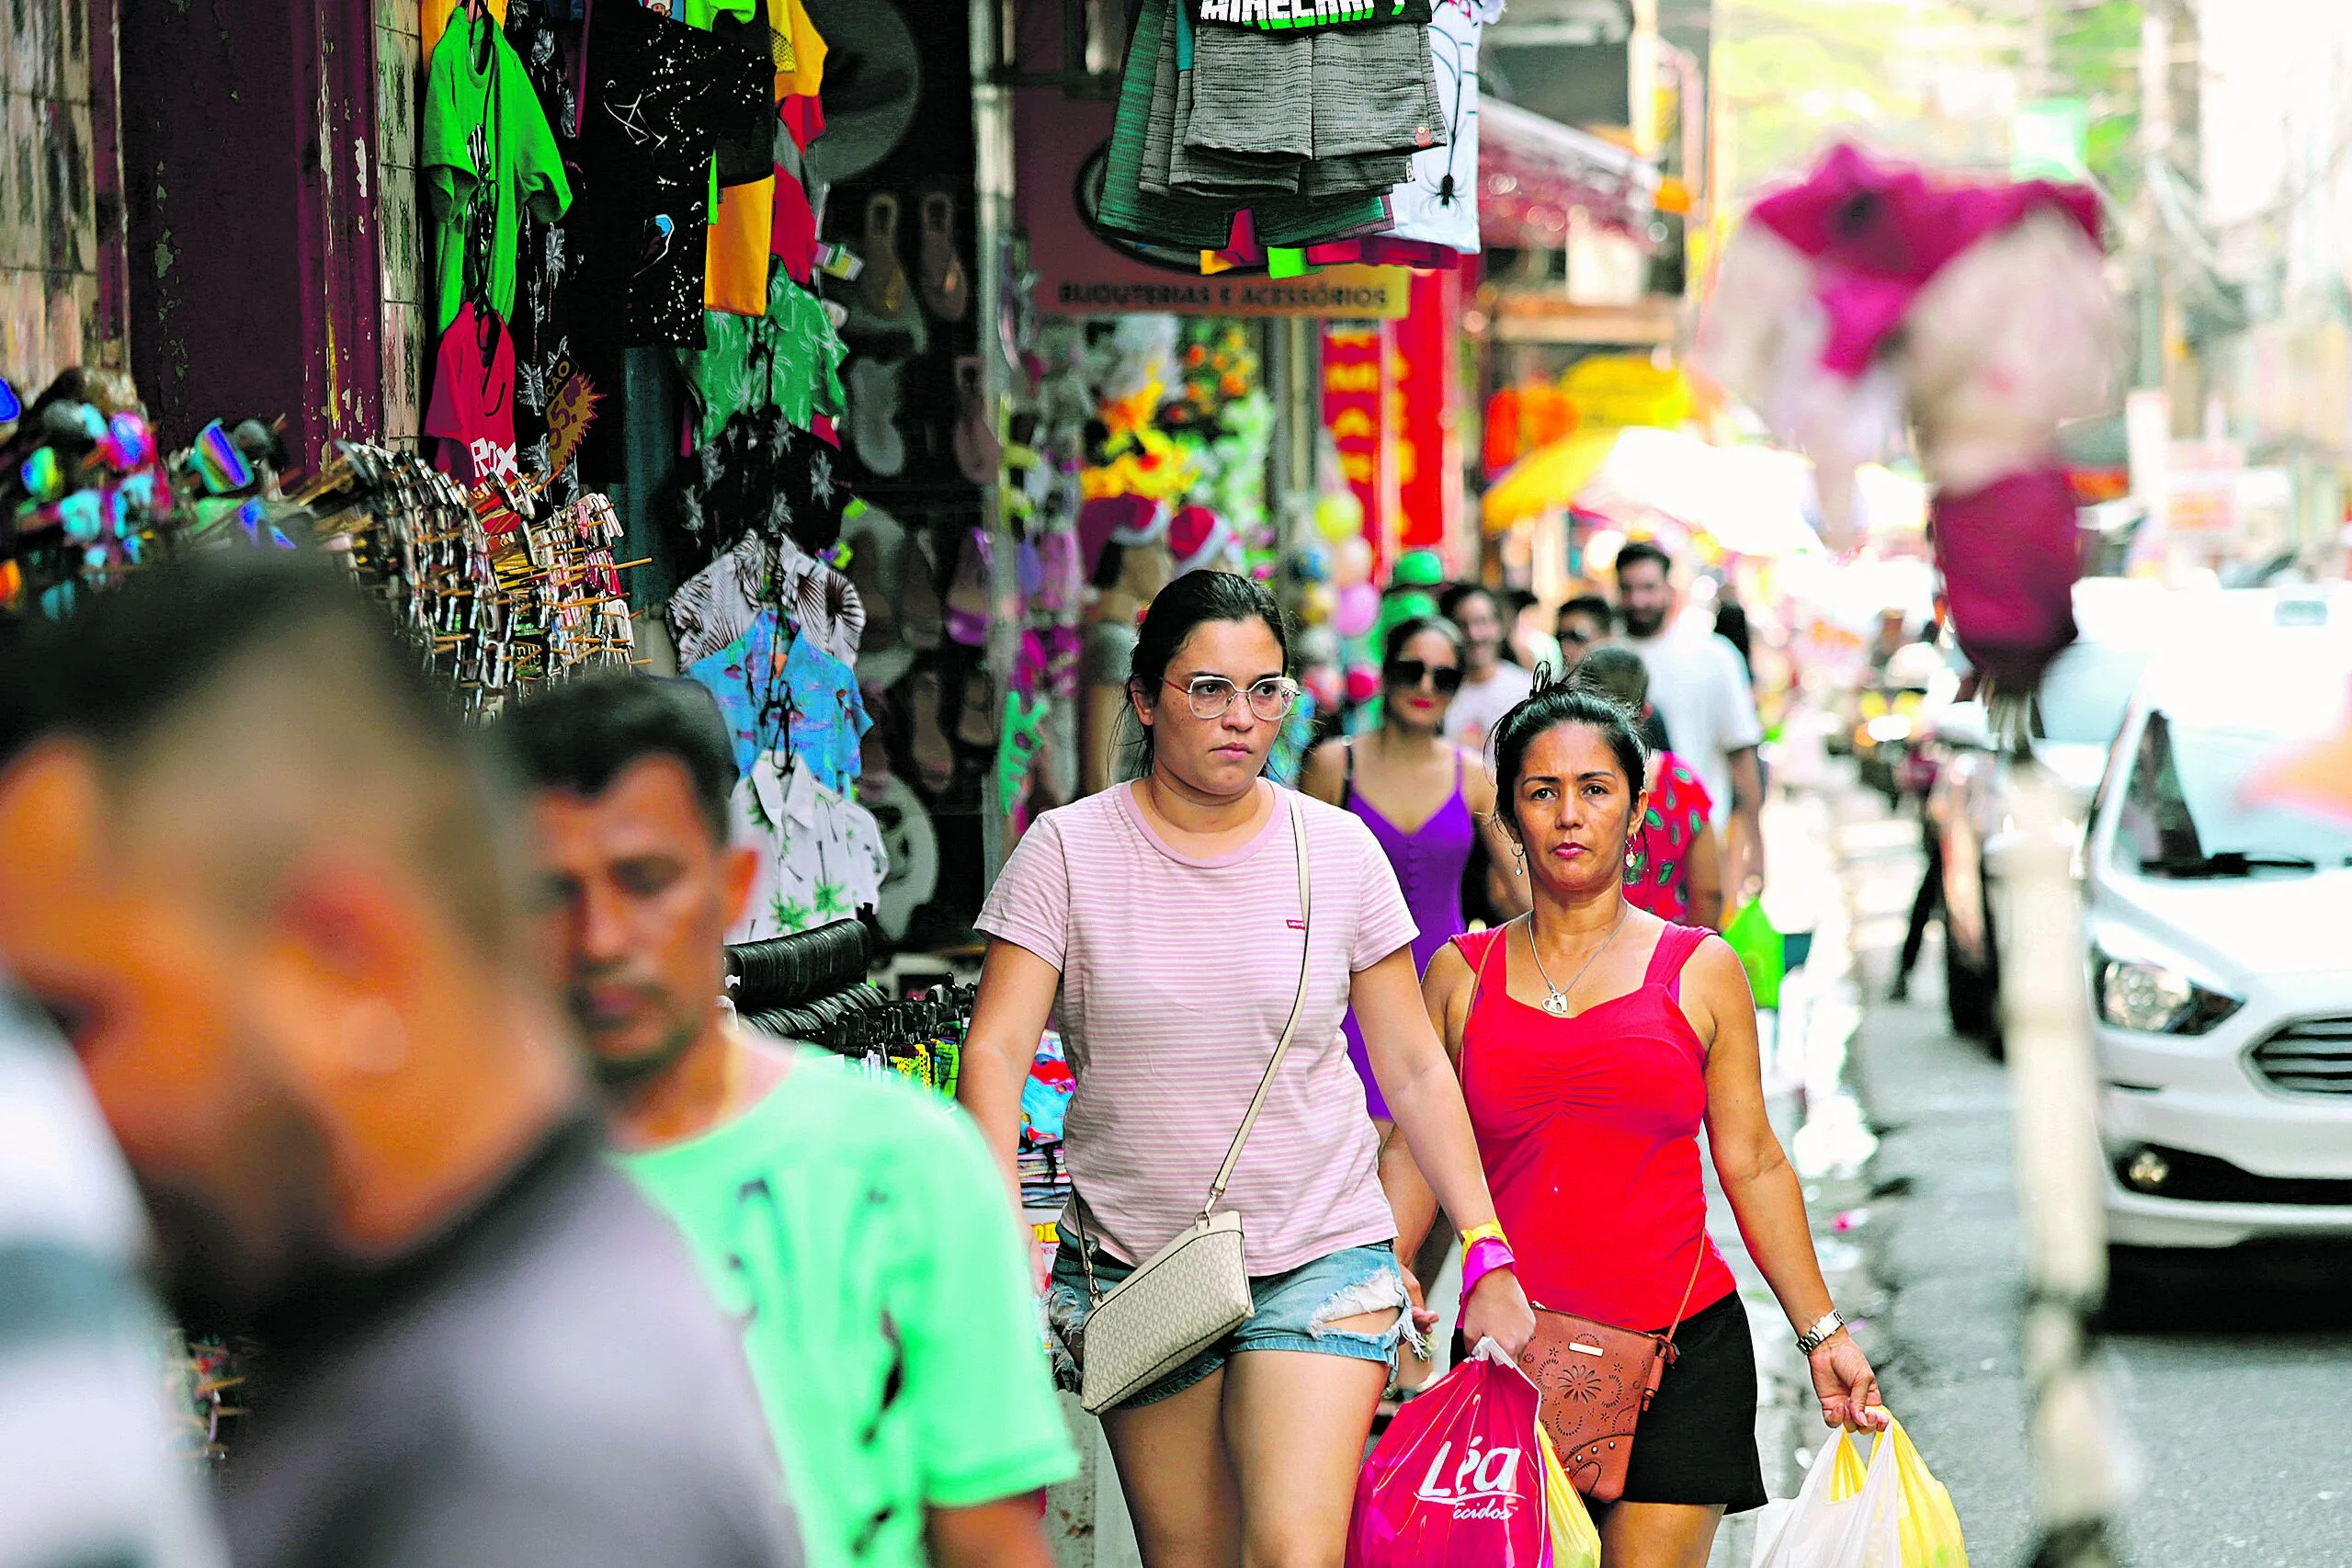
[1452, 922, 1738, 1331]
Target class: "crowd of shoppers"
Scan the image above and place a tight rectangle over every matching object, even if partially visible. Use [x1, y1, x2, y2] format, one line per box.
[0, 540, 1862, 1568]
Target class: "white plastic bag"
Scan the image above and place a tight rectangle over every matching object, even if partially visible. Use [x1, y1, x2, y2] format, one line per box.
[1752, 1426, 1902, 1568]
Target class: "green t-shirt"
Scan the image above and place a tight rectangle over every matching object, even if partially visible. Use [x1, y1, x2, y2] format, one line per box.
[423, 18, 573, 333]
[621, 1051, 1076, 1568]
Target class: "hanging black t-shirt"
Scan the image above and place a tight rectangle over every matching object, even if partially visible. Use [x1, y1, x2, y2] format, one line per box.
[505, 5, 584, 486]
[571, 0, 770, 348]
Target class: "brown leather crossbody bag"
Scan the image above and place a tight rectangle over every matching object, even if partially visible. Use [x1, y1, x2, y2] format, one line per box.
[1461, 925, 1709, 1503]
[1517, 1249, 1705, 1502]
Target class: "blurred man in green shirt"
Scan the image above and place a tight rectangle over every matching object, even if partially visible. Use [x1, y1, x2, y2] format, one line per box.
[500, 676, 1074, 1568]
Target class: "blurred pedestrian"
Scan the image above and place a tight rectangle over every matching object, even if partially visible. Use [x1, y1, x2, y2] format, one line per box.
[0, 992, 225, 1568]
[1416, 681, 1884, 1567]
[0, 553, 800, 1568]
[501, 676, 1076, 1568]
[1569, 648, 1726, 929]
[1714, 595, 1756, 687]
[1300, 616, 1528, 1385]
[1436, 584, 1534, 753]
[959, 571, 1535, 1568]
[1555, 593, 1613, 670]
[1503, 586, 1564, 680]
[1614, 541, 1767, 893]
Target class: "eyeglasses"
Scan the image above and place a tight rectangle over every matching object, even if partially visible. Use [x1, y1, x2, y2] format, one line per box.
[1383, 658, 1463, 695]
[1163, 675, 1301, 722]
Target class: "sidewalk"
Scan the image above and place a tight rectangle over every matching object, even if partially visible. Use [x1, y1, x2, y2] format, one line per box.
[1827, 784, 2040, 1564]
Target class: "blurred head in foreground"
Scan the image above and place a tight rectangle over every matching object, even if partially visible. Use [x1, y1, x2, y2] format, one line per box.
[497, 675, 756, 1093]
[0, 551, 580, 1328]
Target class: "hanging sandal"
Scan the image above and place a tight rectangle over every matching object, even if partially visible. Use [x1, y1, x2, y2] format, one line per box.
[900, 528, 944, 652]
[907, 667, 956, 793]
[955, 663, 999, 749]
[952, 357, 1000, 485]
[845, 358, 906, 478]
[859, 194, 913, 320]
[944, 527, 991, 647]
[918, 192, 970, 322]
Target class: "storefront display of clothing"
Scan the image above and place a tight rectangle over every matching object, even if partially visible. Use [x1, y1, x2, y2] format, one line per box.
[685, 607, 871, 791]
[1097, 0, 1432, 253]
[677, 269, 850, 443]
[424, 304, 520, 483]
[1382, 0, 1502, 256]
[728, 749, 889, 939]
[570, 0, 772, 348]
[423, 10, 573, 335]
[665, 409, 851, 558]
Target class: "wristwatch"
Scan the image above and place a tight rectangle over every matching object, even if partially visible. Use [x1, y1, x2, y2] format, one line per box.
[1795, 1311, 1846, 1355]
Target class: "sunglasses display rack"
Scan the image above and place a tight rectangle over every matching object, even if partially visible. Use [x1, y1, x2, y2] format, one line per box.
[291, 443, 642, 709]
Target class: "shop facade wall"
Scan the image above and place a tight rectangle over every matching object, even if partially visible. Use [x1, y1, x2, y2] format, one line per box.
[0, 0, 128, 392]
[120, 0, 386, 463]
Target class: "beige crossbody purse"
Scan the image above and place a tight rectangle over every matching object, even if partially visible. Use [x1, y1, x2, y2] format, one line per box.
[1069, 797, 1314, 1414]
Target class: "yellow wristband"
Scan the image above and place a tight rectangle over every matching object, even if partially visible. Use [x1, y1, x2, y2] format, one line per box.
[1460, 1221, 1508, 1257]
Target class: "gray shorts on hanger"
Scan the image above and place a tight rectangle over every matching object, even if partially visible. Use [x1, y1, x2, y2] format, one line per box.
[1186, 21, 1444, 164]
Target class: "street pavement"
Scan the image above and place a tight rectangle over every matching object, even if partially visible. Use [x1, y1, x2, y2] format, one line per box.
[1830, 777, 2352, 1568]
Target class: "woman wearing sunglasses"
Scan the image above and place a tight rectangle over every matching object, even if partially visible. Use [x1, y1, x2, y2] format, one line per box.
[1301, 619, 1528, 1347]
[962, 574, 1534, 1568]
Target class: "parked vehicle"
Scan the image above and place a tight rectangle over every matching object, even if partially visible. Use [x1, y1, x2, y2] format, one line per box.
[2075, 597, 2352, 1288]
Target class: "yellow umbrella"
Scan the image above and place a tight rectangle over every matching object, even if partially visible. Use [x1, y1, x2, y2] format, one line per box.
[1481, 429, 1619, 530]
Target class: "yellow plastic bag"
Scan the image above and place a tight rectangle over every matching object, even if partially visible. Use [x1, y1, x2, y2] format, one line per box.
[1886, 1417, 1967, 1568]
[1755, 1415, 1967, 1568]
[1535, 1425, 1602, 1568]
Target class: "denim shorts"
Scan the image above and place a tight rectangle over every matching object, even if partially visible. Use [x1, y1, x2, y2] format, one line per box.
[1048, 1239, 1415, 1410]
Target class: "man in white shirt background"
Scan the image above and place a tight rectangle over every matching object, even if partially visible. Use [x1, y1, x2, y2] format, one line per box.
[1437, 584, 1536, 753]
[1614, 540, 1767, 894]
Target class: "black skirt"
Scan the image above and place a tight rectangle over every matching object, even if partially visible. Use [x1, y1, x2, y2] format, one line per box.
[1617, 1290, 1768, 1512]
[1453, 1290, 1768, 1514]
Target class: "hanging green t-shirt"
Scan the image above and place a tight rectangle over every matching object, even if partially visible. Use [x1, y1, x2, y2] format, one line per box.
[423, 17, 573, 333]
[620, 1051, 1076, 1568]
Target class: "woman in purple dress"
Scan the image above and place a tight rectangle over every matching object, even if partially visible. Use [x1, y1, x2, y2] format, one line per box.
[1301, 617, 1528, 1379]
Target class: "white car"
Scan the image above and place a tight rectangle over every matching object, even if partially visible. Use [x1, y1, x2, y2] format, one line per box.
[2079, 597, 2352, 1278]
[1928, 581, 2178, 1044]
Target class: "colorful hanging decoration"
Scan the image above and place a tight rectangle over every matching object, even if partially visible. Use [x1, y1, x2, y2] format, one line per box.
[1700, 142, 2111, 686]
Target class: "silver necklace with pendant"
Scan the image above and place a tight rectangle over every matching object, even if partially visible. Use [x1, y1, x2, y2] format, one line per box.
[1526, 901, 1630, 1017]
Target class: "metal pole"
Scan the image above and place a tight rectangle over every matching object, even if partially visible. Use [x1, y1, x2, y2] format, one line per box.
[971, 0, 1018, 879]
[2137, 3, 2171, 393]
[1999, 762, 2126, 1568]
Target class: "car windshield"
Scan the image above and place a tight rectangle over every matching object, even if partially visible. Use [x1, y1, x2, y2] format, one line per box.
[2114, 709, 2352, 877]
[2032, 643, 2152, 746]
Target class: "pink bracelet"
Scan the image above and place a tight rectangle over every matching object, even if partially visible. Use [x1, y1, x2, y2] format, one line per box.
[1460, 1236, 1517, 1301]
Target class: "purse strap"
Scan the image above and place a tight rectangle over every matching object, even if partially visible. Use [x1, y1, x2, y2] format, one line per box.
[1068, 793, 1313, 1300]
[1660, 1238, 1707, 1349]
[1201, 794, 1314, 1219]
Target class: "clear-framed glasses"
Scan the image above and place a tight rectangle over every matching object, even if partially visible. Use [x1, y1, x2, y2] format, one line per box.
[1164, 675, 1301, 722]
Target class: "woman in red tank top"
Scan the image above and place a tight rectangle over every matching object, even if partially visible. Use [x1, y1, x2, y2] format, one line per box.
[1414, 674, 1885, 1568]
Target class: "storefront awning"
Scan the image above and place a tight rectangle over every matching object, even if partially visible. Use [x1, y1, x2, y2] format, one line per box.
[1478, 99, 1664, 250]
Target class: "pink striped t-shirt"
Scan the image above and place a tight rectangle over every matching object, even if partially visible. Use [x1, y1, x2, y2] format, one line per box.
[977, 781, 1419, 1274]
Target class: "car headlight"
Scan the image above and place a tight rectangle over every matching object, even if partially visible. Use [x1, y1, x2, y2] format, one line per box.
[2091, 947, 2243, 1035]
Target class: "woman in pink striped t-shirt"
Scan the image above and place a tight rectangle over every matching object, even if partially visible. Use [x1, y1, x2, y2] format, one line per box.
[963, 572, 1533, 1568]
